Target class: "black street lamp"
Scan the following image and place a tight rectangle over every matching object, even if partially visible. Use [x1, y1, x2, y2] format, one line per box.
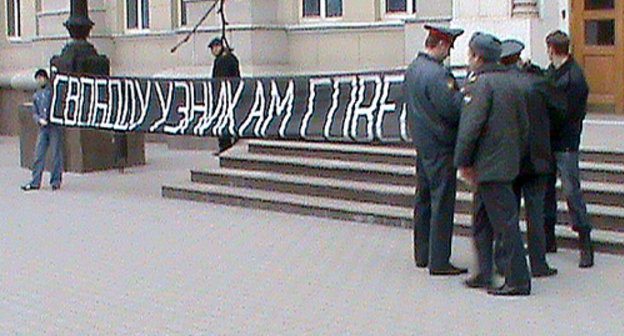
[51, 0, 109, 75]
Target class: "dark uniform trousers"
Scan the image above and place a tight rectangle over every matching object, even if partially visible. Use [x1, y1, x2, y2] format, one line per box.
[496, 175, 550, 272]
[473, 182, 531, 288]
[413, 153, 457, 270]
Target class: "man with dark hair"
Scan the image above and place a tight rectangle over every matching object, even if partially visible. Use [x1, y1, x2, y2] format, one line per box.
[208, 37, 241, 155]
[497, 39, 558, 278]
[456, 32, 531, 295]
[543, 30, 594, 268]
[21, 69, 64, 191]
[404, 25, 468, 276]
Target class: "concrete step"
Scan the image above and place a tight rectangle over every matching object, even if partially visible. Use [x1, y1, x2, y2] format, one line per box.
[186, 168, 624, 232]
[247, 140, 624, 166]
[192, 168, 624, 208]
[222, 146, 624, 187]
[162, 182, 624, 254]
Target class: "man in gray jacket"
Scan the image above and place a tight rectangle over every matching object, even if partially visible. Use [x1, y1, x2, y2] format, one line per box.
[456, 33, 531, 295]
[404, 25, 467, 276]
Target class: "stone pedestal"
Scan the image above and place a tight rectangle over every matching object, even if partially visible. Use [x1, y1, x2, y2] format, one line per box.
[19, 103, 145, 173]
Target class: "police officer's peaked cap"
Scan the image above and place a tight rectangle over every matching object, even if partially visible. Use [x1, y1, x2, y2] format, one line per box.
[469, 32, 502, 61]
[500, 39, 525, 59]
[424, 25, 464, 45]
[34, 69, 48, 79]
[208, 37, 223, 48]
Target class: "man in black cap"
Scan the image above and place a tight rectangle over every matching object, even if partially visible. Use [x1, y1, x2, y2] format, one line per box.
[456, 32, 531, 295]
[21, 69, 64, 191]
[404, 24, 468, 276]
[495, 39, 558, 278]
[208, 37, 241, 154]
[543, 30, 594, 268]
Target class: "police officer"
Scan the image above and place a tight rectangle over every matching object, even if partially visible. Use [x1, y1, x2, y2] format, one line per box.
[497, 39, 558, 278]
[209, 37, 241, 155]
[456, 33, 531, 295]
[404, 25, 468, 276]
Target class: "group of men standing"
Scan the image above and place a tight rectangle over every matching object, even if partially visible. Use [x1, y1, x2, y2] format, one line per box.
[405, 25, 594, 296]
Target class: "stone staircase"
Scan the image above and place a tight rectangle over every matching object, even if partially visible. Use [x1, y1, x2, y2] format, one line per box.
[162, 140, 624, 254]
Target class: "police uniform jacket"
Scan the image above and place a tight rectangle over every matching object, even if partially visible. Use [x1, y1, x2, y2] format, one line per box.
[546, 57, 589, 152]
[511, 65, 563, 176]
[212, 50, 241, 79]
[454, 63, 530, 183]
[404, 52, 463, 158]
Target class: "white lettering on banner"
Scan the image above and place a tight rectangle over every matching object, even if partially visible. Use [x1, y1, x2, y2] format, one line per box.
[111, 79, 129, 131]
[63, 76, 81, 126]
[400, 102, 410, 142]
[301, 77, 332, 139]
[93, 79, 111, 128]
[376, 74, 403, 142]
[211, 82, 229, 136]
[262, 80, 294, 138]
[77, 77, 95, 127]
[350, 75, 382, 141]
[50, 74, 68, 125]
[131, 80, 151, 131]
[238, 80, 266, 137]
[149, 81, 174, 132]
[324, 76, 356, 141]
[223, 81, 244, 136]
[191, 82, 211, 136]
[109, 79, 127, 131]
[164, 81, 191, 134]
[342, 76, 359, 140]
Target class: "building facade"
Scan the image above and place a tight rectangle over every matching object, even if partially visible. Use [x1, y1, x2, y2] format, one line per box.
[1, 1, 613, 136]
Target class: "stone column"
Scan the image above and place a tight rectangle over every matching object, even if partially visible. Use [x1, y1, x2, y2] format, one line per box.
[512, 0, 539, 18]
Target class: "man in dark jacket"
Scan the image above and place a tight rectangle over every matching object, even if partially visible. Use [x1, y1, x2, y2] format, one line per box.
[209, 37, 241, 154]
[456, 33, 531, 296]
[21, 69, 63, 191]
[404, 25, 468, 276]
[542, 30, 594, 268]
[498, 39, 558, 278]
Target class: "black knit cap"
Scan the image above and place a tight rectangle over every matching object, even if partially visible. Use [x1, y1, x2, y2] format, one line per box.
[34, 68, 48, 79]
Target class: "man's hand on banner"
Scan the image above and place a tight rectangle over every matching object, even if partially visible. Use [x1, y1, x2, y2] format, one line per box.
[39, 118, 48, 126]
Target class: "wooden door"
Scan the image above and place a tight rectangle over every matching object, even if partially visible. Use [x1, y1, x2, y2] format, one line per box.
[571, 0, 623, 114]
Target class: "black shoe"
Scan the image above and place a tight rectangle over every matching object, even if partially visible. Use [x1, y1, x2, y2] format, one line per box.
[532, 267, 558, 278]
[487, 284, 530, 296]
[579, 230, 594, 268]
[21, 184, 39, 191]
[430, 264, 468, 276]
[464, 274, 492, 289]
[51, 185, 61, 191]
[415, 261, 428, 268]
[546, 244, 557, 254]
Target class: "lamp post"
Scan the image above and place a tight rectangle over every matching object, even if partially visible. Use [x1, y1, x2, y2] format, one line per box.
[47, 1, 144, 173]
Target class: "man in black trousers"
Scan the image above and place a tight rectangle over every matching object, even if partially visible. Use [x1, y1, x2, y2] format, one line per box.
[209, 37, 241, 155]
[542, 31, 594, 268]
[404, 25, 468, 276]
[456, 33, 531, 296]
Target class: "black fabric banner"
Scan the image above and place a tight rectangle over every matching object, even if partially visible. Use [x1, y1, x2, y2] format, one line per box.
[49, 72, 410, 143]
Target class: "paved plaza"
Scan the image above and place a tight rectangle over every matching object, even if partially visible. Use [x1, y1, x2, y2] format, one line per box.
[1, 124, 624, 334]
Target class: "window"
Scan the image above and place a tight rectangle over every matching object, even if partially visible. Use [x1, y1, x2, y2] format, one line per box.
[585, 19, 615, 45]
[585, 0, 614, 10]
[127, 0, 150, 30]
[302, 0, 343, 19]
[385, 0, 416, 14]
[180, 0, 212, 27]
[6, 0, 21, 37]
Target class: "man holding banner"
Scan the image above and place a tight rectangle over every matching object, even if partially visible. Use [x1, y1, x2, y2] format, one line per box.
[404, 25, 468, 276]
